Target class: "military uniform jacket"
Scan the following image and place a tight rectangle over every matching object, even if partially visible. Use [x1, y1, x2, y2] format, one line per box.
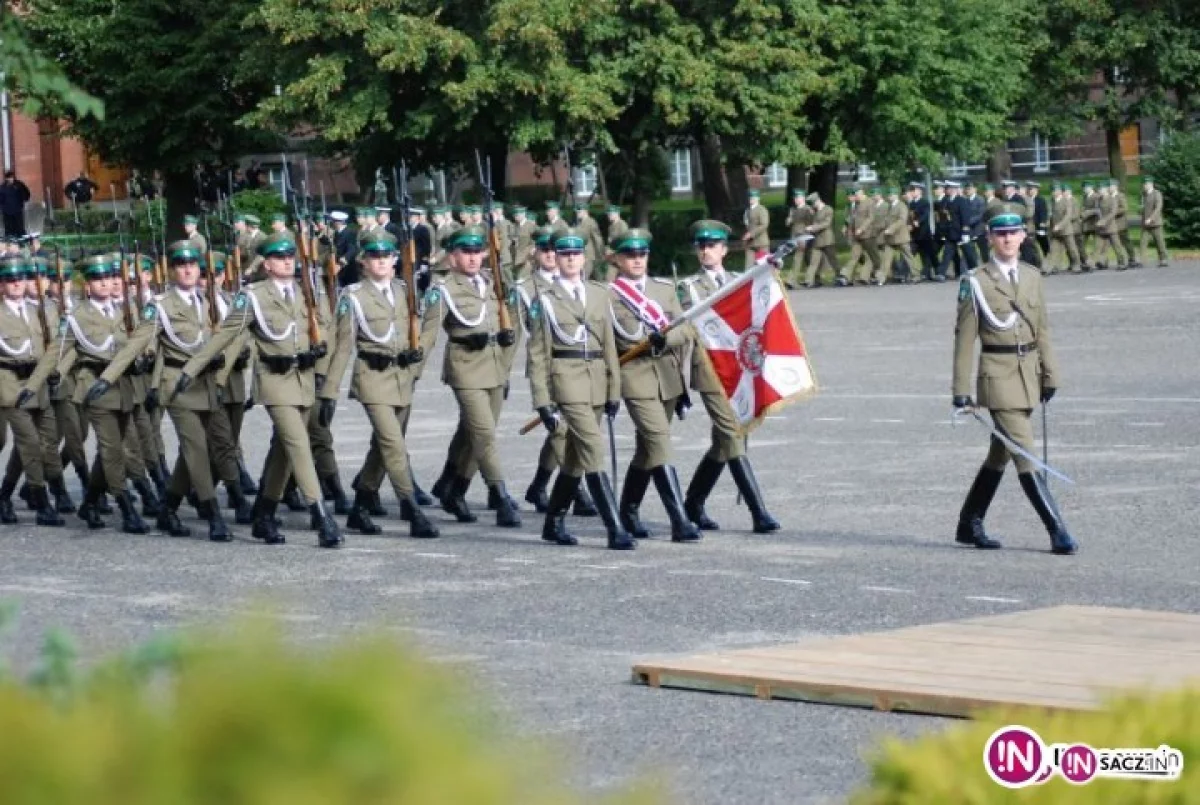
[953, 260, 1059, 411]
[104, 288, 220, 412]
[786, 206, 812, 237]
[882, 201, 910, 245]
[44, 297, 73, 402]
[962, 194, 986, 239]
[577, 217, 605, 263]
[910, 198, 932, 240]
[1142, 189, 1163, 227]
[513, 219, 537, 264]
[868, 199, 890, 242]
[1114, 192, 1129, 232]
[323, 278, 419, 407]
[211, 289, 252, 404]
[527, 279, 620, 411]
[418, 272, 510, 391]
[678, 270, 732, 394]
[58, 299, 137, 412]
[608, 276, 687, 402]
[182, 279, 321, 407]
[1081, 192, 1101, 232]
[1096, 193, 1119, 235]
[0, 298, 59, 409]
[808, 205, 834, 248]
[1051, 197, 1076, 237]
[745, 205, 770, 249]
[851, 200, 874, 241]
[606, 218, 629, 247]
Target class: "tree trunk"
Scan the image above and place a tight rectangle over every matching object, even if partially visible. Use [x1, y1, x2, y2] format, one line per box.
[986, 142, 1010, 184]
[804, 107, 836, 204]
[162, 169, 195, 249]
[486, 141, 509, 201]
[697, 133, 731, 222]
[1176, 86, 1191, 132]
[1105, 124, 1125, 181]
[725, 157, 749, 216]
[786, 165, 807, 203]
[809, 161, 838, 207]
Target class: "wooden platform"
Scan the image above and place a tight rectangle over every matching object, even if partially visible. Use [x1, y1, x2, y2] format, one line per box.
[631, 606, 1200, 718]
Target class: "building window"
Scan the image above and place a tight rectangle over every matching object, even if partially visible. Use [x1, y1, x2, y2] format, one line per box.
[765, 162, 787, 188]
[856, 164, 878, 183]
[946, 156, 968, 177]
[670, 150, 692, 193]
[1032, 133, 1051, 173]
[572, 164, 597, 198]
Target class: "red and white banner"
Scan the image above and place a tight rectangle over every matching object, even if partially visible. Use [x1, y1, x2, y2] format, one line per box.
[611, 277, 670, 330]
[690, 263, 817, 428]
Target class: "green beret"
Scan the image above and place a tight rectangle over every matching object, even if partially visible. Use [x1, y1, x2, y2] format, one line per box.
[792, 188, 805, 197]
[442, 225, 486, 251]
[208, 251, 227, 273]
[183, 214, 199, 225]
[78, 254, 117, 278]
[258, 232, 297, 258]
[553, 228, 586, 253]
[361, 230, 399, 255]
[511, 205, 527, 214]
[1143, 176, 1154, 183]
[233, 213, 247, 224]
[356, 208, 374, 218]
[690, 219, 731, 244]
[0, 256, 27, 280]
[533, 226, 557, 248]
[545, 201, 560, 210]
[606, 205, 621, 215]
[167, 240, 202, 264]
[611, 228, 652, 253]
[988, 212, 1025, 232]
[138, 255, 156, 273]
[29, 256, 50, 277]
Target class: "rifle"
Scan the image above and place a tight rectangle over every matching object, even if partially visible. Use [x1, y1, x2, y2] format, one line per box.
[397, 160, 420, 348]
[201, 215, 220, 328]
[33, 260, 51, 345]
[117, 248, 135, 335]
[560, 144, 575, 210]
[50, 245, 70, 364]
[292, 198, 323, 348]
[474, 149, 514, 337]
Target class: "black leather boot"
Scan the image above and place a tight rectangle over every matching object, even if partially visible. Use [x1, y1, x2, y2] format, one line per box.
[585, 472, 635, 550]
[19, 481, 33, 510]
[684, 456, 725, 530]
[157, 492, 191, 537]
[407, 498, 439, 539]
[1019, 472, 1078, 555]
[956, 466, 1003, 549]
[48, 476, 76, 514]
[95, 493, 113, 515]
[237, 457, 258, 495]
[651, 466, 701, 542]
[572, 483, 598, 517]
[441, 476, 477, 523]
[225, 481, 254, 524]
[282, 479, 307, 511]
[252, 497, 285, 545]
[132, 476, 162, 517]
[347, 489, 383, 535]
[524, 466, 553, 513]
[32, 485, 64, 527]
[487, 483, 520, 513]
[0, 476, 18, 524]
[541, 473, 580, 546]
[490, 481, 522, 528]
[77, 490, 106, 530]
[198, 498, 232, 542]
[310, 501, 343, 548]
[352, 473, 389, 516]
[322, 473, 350, 515]
[619, 466, 652, 539]
[728, 457, 781, 533]
[116, 490, 149, 534]
[412, 478, 434, 507]
[147, 462, 167, 499]
[430, 458, 456, 502]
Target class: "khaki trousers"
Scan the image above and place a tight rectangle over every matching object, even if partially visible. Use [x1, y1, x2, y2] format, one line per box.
[699, 390, 745, 463]
[3, 407, 56, 487]
[207, 402, 244, 484]
[558, 402, 606, 476]
[362, 403, 416, 499]
[803, 245, 840, 286]
[983, 409, 1036, 474]
[451, 386, 505, 484]
[1140, 226, 1169, 263]
[260, 405, 322, 504]
[55, 399, 87, 474]
[166, 407, 217, 501]
[625, 396, 677, 471]
[1047, 234, 1081, 273]
[85, 409, 133, 496]
[1095, 234, 1127, 267]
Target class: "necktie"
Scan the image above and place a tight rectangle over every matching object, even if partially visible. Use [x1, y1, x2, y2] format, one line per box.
[1009, 270, 1019, 292]
[474, 277, 484, 297]
[715, 273, 725, 288]
[574, 285, 583, 303]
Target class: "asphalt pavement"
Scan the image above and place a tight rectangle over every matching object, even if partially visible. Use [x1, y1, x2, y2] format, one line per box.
[1, 262, 1198, 804]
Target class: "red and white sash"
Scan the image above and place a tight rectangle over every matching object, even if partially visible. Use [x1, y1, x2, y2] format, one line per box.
[610, 277, 670, 330]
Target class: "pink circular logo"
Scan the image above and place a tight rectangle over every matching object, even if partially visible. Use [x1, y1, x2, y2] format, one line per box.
[983, 725, 1046, 788]
[736, 327, 765, 375]
[1059, 744, 1098, 784]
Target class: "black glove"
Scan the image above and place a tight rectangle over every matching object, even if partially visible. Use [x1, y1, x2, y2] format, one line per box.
[172, 372, 193, 401]
[15, 389, 34, 408]
[1041, 386, 1056, 403]
[403, 348, 424, 366]
[315, 373, 326, 393]
[468, 332, 491, 350]
[648, 329, 667, 356]
[604, 400, 620, 420]
[675, 390, 693, 419]
[144, 388, 159, 414]
[952, 395, 974, 409]
[318, 398, 336, 427]
[537, 406, 559, 433]
[243, 396, 255, 412]
[310, 342, 328, 360]
[503, 383, 510, 401]
[46, 370, 61, 390]
[497, 329, 516, 348]
[84, 379, 111, 406]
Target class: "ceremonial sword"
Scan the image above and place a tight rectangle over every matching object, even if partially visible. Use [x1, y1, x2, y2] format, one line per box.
[953, 407, 1074, 485]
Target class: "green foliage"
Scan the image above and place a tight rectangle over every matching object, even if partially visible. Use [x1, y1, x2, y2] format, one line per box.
[1146, 132, 1200, 246]
[228, 189, 290, 223]
[851, 687, 1200, 804]
[0, 609, 663, 805]
[0, 14, 103, 120]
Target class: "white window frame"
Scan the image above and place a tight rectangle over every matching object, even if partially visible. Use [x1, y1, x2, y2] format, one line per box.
[765, 162, 787, 188]
[1032, 133, 1051, 173]
[572, 164, 597, 198]
[946, 156, 969, 177]
[670, 149, 692, 193]
[856, 164, 878, 183]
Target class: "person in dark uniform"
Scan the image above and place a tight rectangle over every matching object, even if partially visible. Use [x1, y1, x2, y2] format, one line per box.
[908, 182, 936, 279]
[1027, 181, 1050, 258]
[961, 181, 986, 270]
[937, 181, 967, 280]
[1000, 180, 1042, 268]
[329, 211, 358, 287]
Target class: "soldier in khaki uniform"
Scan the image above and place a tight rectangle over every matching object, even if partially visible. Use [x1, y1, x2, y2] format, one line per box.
[183, 215, 208, 255]
[1094, 181, 1128, 269]
[178, 231, 342, 548]
[801, 192, 838, 288]
[510, 205, 537, 279]
[239, 214, 267, 282]
[1046, 182, 1081, 274]
[321, 230, 438, 539]
[677, 221, 780, 534]
[784, 189, 812, 286]
[608, 229, 700, 543]
[1139, 176, 1169, 266]
[63, 256, 149, 533]
[44, 259, 91, 501]
[0, 256, 66, 525]
[602, 205, 629, 283]
[418, 225, 521, 528]
[1078, 183, 1099, 269]
[1111, 178, 1139, 267]
[95, 241, 234, 541]
[875, 186, 917, 285]
[740, 190, 771, 271]
[952, 211, 1076, 555]
[543, 201, 569, 236]
[526, 229, 632, 549]
[575, 206, 605, 280]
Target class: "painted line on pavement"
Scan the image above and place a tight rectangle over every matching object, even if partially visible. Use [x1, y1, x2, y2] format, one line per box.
[761, 577, 812, 586]
[861, 585, 914, 594]
[495, 558, 538, 565]
[965, 595, 1022, 604]
[415, 552, 459, 559]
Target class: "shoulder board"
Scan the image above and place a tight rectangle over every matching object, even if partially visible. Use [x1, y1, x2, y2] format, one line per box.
[346, 282, 362, 292]
[586, 279, 608, 291]
[233, 290, 250, 310]
[423, 285, 443, 306]
[957, 276, 972, 302]
[651, 277, 673, 286]
[142, 304, 157, 321]
[337, 294, 352, 316]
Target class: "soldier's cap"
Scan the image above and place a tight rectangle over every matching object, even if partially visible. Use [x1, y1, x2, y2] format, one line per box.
[869, 185, 883, 195]
[611, 228, 652, 253]
[269, 212, 288, 224]
[1001, 179, 1018, 187]
[258, 231, 297, 258]
[988, 212, 1025, 232]
[964, 179, 976, 188]
[545, 201, 560, 210]
[29, 256, 50, 277]
[138, 254, 156, 272]
[233, 213, 247, 223]
[792, 188, 805, 197]
[168, 240, 202, 264]
[1024, 180, 1040, 188]
[882, 186, 897, 195]
[690, 219, 731, 244]
[409, 206, 425, 215]
[944, 180, 961, 188]
[1143, 176, 1154, 183]
[431, 205, 448, 214]
[806, 192, 821, 204]
[907, 181, 923, 189]
[1108, 177, 1120, 186]
[356, 207, 374, 218]
[932, 179, 945, 188]
[375, 206, 392, 215]
[1082, 182, 1094, 190]
[329, 210, 349, 222]
[1051, 181, 1064, 191]
[465, 204, 482, 214]
[533, 225, 557, 249]
[78, 254, 119, 278]
[183, 214, 199, 225]
[442, 225, 486, 251]
[553, 228, 586, 254]
[748, 189, 760, 199]
[849, 184, 862, 193]
[244, 214, 261, 226]
[606, 205, 621, 214]
[361, 230, 399, 255]
[983, 183, 995, 191]
[510, 205, 527, 214]
[209, 251, 227, 273]
[0, 256, 27, 281]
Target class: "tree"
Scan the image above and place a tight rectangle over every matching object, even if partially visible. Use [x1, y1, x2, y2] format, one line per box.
[25, 0, 275, 236]
[0, 9, 102, 120]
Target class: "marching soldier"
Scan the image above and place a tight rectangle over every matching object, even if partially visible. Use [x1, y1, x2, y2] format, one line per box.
[92, 241, 235, 541]
[44, 258, 91, 500]
[677, 221, 779, 534]
[741, 190, 771, 271]
[526, 229, 632, 549]
[836, 186, 867, 286]
[1078, 183, 1099, 269]
[1112, 178, 1139, 267]
[1046, 183, 1081, 274]
[952, 211, 1076, 555]
[509, 205, 537, 280]
[543, 201, 568, 236]
[608, 229, 700, 543]
[784, 189, 812, 287]
[419, 225, 521, 528]
[908, 182, 936, 278]
[574, 206, 604, 281]
[1139, 176, 1169, 267]
[1094, 181, 1128, 270]
[603, 204, 629, 282]
[321, 230, 438, 539]
[802, 192, 838, 287]
[177, 231, 342, 548]
[876, 186, 917, 284]
[183, 215, 208, 255]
